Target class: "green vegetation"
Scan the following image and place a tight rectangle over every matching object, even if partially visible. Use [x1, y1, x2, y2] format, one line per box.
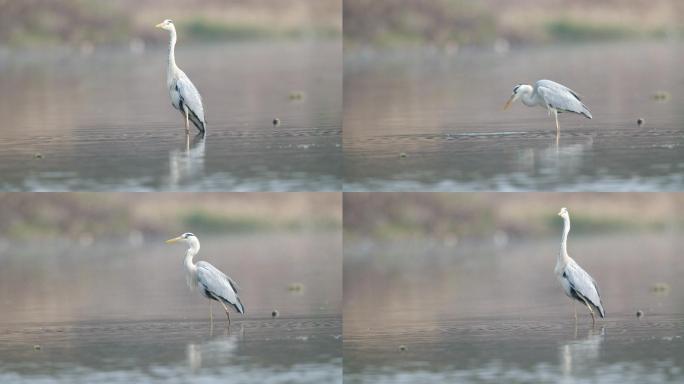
[344, 193, 684, 241]
[0, 0, 341, 48]
[546, 20, 641, 42]
[181, 18, 274, 42]
[0, 0, 130, 47]
[345, 0, 684, 47]
[182, 211, 272, 234]
[345, 0, 496, 47]
[0, 194, 340, 241]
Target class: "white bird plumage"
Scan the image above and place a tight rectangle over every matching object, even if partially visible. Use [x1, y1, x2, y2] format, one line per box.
[156, 19, 206, 135]
[504, 80, 592, 141]
[555, 207, 605, 324]
[166, 233, 245, 325]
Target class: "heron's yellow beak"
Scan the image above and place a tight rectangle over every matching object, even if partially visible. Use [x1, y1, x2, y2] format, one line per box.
[165, 236, 182, 244]
[155, 22, 164, 28]
[503, 95, 515, 110]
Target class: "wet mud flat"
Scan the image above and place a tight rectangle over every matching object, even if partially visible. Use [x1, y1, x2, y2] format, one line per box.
[0, 315, 342, 384]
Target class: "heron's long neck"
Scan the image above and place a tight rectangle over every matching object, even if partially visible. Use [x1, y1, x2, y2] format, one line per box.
[559, 217, 571, 264]
[167, 28, 178, 77]
[184, 246, 198, 274]
[521, 90, 541, 107]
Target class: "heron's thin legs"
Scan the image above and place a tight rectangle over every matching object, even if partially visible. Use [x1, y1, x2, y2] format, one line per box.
[573, 300, 578, 322]
[209, 302, 213, 324]
[218, 301, 231, 326]
[587, 305, 596, 326]
[185, 108, 190, 134]
[579, 297, 596, 325]
[553, 109, 560, 145]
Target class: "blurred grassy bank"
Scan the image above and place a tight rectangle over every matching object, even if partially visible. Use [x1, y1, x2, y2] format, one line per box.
[344, 0, 684, 48]
[344, 193, 684, 241]
[0, 193, 341, 241]
[0, 0, 341, 48]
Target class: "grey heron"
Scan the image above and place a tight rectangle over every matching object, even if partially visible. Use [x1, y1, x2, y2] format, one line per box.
[156, 19, 206, 135]
[555, 207, 605, 324]
[166, 233, 245, 325]
[504, 80, 592, 140]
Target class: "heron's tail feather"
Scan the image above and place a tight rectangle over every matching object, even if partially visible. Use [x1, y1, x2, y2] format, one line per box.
[580, 104, 592, 119]
[234, 296, 245, 314]
[588, 299, 605, 318]
[221, 296, 245, 315]
[188, 110, 206, 133]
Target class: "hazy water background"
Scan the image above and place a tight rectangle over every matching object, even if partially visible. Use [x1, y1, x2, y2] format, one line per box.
[344, 42, 684, 191]
[0, 41, 341, 191]
[344, 234, 684, 383]
[0, 233, 342, 383]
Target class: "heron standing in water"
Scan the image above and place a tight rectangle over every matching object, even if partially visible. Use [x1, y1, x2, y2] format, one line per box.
[166, 233, 245, 325]
[504, 80, 592, 142]
[555, 207, 605, 325]
[156, 19, 206, 135]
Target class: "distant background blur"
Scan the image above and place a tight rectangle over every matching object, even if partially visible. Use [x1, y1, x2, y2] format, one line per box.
[345, 0, 684, 47]
[344, 193, 684, 242]
[0, 0, 341, 49]
[0, 192, 340, 241]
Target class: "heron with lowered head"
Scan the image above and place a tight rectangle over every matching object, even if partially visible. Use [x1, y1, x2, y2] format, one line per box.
[504, 80, 592, 140]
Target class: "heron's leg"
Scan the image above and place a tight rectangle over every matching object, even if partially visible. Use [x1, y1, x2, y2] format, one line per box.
[209, 302, 213, 324]
[573, 300, 578, 322]
[578, 297, 596, 325]
[218, 301, 231, 327]
[184, 108, 190, 134]
[587, 305, 596, 326]
[553, 109, 560, 145]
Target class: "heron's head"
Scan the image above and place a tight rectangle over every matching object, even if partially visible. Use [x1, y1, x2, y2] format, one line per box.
[558, 207, 569, 219]
[166, 232, 199, 247]
[503, 84, 532, 110]
[155, 19, 175, 31]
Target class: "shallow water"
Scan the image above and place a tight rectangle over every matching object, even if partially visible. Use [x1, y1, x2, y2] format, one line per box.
[0, 41, 341, 191]
[344, 234, 684, 383]
[344, 42, 684, 191]
[0, 233, 342, 382]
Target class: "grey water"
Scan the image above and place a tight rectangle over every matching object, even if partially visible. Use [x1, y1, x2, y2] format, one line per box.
[344, 42, 684, 191]
[0, 233, 342, 383]
[344, 233, 684, 383]
[0, 41, 341, 191]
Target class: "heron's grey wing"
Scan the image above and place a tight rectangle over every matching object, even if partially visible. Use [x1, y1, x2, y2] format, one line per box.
[536, 80, 592, 118]
[175, 71, 206, 130]
[564, 260, 604, 317]
[196, 261, 245, 314]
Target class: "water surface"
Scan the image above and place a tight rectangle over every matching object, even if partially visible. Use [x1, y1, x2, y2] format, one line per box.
[344, 42, 684, 191]
[344, 234, 684, 383]
[0, 233, 342, 383]
[0, 41, 341, 191]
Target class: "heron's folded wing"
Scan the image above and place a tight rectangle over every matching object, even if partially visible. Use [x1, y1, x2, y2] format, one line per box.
[536, 80, 582, 101]
[195, 261, 240, 306]
[176, 72, 205, 123]
[565, 261, 603, 311]
[536, 80, 592, 118]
